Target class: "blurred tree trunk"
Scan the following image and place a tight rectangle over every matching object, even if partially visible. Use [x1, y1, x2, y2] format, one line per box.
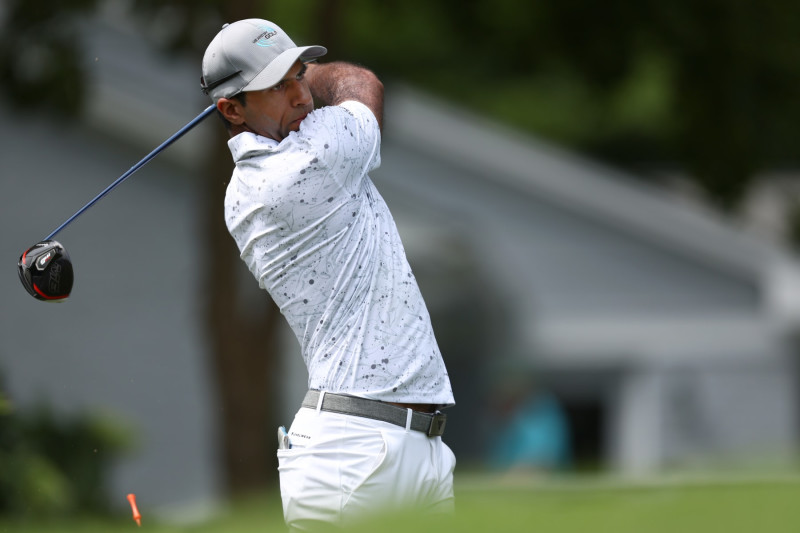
[316, 0, 342, 53]
[201, 0, 284, 497]
[202, 126, 283, 495]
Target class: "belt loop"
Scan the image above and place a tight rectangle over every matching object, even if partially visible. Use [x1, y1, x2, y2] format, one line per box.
[316, 391, 326, 414]
[404, 408, 413, 431]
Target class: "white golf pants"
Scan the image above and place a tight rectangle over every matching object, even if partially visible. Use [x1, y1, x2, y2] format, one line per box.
[277, 406, 456, 530]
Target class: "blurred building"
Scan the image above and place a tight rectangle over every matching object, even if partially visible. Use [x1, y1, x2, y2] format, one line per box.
[382, 91, 800, 474]
[1, 11, 799, 515]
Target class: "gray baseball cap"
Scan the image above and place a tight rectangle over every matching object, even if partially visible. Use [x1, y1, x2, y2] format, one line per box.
[201, 19, 326, 102]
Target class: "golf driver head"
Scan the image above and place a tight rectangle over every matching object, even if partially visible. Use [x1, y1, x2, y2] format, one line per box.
[18, 240, 74, 301]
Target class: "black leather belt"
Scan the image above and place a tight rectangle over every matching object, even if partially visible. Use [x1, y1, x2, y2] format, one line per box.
[302, 390, 447, 437]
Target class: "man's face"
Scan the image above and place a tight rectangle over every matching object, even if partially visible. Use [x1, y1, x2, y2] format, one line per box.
[228, 61, 313, 142]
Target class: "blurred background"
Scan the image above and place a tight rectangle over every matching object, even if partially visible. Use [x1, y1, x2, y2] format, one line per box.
[2, 0, 800, 525]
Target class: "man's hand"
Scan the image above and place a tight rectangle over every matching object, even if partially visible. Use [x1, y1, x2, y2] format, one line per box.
[305, 62, 384, 130]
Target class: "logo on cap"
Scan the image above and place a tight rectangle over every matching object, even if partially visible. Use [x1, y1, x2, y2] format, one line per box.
[254, 25, 278, 47]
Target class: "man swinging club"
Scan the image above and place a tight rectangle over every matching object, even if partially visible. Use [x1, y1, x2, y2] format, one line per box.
[200, 18, 456, 531]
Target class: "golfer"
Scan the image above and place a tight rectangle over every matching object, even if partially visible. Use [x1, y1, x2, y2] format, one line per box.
[201, 19, 455, 531]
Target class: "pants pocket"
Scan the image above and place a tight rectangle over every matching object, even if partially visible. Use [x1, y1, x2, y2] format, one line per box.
[340, 429, 388, 503]
[277, 419, 388, 526]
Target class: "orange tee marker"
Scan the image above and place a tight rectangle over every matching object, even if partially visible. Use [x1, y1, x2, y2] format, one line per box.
[127, 493, 142, 526]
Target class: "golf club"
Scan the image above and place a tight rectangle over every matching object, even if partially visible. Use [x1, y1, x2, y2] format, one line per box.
[17, 104, 216, 302]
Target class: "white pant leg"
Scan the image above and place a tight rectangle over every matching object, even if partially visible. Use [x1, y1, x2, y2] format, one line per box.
[277, 408, 456, 529]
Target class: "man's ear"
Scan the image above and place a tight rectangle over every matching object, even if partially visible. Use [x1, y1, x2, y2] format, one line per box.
[217, 97, 245, 125]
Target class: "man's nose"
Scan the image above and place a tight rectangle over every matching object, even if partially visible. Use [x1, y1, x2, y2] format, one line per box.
[290, 81, 312, 106]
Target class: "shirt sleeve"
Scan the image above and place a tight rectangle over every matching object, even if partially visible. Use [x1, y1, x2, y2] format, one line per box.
[295, 100, 382, 192]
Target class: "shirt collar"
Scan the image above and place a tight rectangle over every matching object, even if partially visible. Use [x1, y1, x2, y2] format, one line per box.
[227, 132, 280, 163]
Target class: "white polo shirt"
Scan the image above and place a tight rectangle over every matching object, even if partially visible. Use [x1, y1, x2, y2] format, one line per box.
[224, 101, 454, 407]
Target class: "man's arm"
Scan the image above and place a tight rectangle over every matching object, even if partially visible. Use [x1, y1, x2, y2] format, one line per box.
[305, 62, 384, 130]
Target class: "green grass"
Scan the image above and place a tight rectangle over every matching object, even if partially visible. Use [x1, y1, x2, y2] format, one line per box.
[2, 475, 799, 532]
[445, 477, 800, 533]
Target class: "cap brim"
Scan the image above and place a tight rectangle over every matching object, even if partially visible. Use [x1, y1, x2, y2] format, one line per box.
[243, 45, 327, 92]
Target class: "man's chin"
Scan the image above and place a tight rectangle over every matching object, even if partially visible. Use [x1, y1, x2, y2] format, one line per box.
[283, 125, 301, 139]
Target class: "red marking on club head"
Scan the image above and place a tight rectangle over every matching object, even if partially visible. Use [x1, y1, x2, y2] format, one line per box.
[33, 283, 68, 301]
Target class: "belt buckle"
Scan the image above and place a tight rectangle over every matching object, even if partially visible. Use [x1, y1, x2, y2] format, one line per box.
[427, 411, 446, 437]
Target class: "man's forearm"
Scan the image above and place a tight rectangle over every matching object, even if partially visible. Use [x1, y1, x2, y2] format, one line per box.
[306, 61, 384, 129]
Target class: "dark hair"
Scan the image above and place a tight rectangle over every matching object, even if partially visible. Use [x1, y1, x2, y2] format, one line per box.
[217, 92, 248, 131]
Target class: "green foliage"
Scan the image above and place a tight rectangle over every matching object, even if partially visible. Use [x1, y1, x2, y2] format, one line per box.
[0, 0, 100, 115]
[0, 448, 71, 515]
[3, 0, 800, 208]
[263, 0, 800, 210]
[127, 0, 226, 52]
[0, 386, 132, 517]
